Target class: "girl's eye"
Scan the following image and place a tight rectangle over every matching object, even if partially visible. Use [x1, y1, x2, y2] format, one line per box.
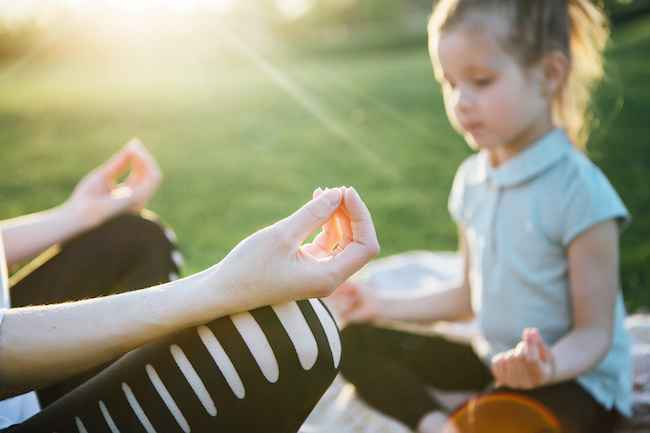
[475, 77, 493, 87]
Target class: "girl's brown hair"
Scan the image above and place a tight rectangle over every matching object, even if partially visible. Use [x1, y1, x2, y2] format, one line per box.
[429, 0, 610, 150]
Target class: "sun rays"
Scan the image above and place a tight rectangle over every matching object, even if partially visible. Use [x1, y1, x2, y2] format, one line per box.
[0, 0, 438, 196]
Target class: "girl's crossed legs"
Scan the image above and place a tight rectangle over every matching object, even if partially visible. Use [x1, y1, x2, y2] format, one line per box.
[340, 323, 620, 433]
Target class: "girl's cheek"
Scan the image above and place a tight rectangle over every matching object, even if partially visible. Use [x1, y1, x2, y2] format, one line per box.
[444, 105, 463, 133]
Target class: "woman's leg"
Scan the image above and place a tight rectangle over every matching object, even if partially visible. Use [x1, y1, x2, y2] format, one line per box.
[8, 299, 340, 433]
[339, 323, 492, 430]
[10, 212, 181, 307]
[9, 212, 181, 407]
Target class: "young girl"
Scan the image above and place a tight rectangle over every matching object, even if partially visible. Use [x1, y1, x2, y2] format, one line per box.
[334, 1, 631, 432]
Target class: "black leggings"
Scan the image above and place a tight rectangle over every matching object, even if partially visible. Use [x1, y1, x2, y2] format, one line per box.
[6, 214, 340, 432]
[340, 323, 620, 433]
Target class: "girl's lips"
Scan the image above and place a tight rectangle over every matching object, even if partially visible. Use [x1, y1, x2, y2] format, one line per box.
[462, 122, 483, 135]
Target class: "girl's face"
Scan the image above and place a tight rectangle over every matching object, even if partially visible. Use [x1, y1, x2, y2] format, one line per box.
[433, 21, 554, 166]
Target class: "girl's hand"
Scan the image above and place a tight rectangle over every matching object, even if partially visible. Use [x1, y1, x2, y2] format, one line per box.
[491, 328, 555, 389]
[66, 138, 162, 229]
[208, 187, 380, 312]
[327, 279, 381, 324]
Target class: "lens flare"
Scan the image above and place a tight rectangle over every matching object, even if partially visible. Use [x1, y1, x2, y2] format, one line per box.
[443, 393, 561, 433]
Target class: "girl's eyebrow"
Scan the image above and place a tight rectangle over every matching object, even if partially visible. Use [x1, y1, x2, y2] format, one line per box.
[447, 64, 494, 80]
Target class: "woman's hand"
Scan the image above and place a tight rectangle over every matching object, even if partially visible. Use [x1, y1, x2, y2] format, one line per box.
[491, 328, 555, 389]
[208, 187, 380, 313]
[1, 139, 162, 266]
[66, 138, 162, 229]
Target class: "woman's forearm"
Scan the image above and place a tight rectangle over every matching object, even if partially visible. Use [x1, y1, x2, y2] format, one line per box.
[1, 204, 90, 267]
[0, 269, 223, 400]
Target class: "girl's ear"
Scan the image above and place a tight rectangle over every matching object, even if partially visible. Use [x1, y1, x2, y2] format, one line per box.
[540, 51, 568, 97]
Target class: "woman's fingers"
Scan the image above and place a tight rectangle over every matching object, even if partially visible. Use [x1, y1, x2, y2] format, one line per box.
[126, 138, 163, 185]
[311, 188, 344, 254]
[333, 187, 380, 275]
[276, 188, 343, 246]
[100, 140, 137, 184]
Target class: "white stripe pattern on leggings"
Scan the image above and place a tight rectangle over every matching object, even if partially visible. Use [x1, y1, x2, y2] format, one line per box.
[197, 325, 246, 399]
[170, 344, 218, 417]
[146, 364, 191, 433]
[309, 299, 342, 368]
[71, 300, 338, 432]
[272, 302, 319, 370]
[230, 311, 280, 383]
[74, 417, 88, 433]
[98, 400, 120, 433]
[122, 382, 157, 433]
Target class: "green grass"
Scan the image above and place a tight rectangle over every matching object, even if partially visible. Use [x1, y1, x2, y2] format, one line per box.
[0, 14, 648, 310]
[588, 16, 650, 311]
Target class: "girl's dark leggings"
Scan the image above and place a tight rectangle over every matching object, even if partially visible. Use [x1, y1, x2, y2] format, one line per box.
[6, 213, 340, 433]
[340, 323, 621, 433]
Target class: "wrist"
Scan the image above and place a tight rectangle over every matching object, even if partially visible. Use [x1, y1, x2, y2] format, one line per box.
[54, 202, 95, 239]
[189, 264, 251, 323]
[61, 196, 113, 233]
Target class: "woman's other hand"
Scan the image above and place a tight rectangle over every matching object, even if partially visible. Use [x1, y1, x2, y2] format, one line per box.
[66, 138, 162, 229]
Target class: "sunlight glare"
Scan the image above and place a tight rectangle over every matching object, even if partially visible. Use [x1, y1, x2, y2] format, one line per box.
[203, 0, 234, 14]
[103, 0, 198, 15]
[106, 0, 158, 15]
[167, 0, 197, 15]
[0, 0, 65, 27]
[274, 0, 313, 21]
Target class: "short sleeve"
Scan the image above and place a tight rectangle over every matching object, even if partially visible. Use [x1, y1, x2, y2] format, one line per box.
[448, 156, 476, 226]
[560, 156, 630, 246]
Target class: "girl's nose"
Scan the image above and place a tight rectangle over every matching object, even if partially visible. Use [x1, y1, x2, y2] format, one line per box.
[454, 87, 472, 112]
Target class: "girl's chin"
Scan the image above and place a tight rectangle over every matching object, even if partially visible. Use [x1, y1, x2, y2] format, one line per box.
[464, 133, 499, 152]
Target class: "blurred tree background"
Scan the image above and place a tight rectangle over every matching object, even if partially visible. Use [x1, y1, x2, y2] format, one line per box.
[0, 0, 648, 310]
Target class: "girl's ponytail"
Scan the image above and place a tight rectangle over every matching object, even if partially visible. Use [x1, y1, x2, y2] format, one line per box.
[560, 0, 610, 149]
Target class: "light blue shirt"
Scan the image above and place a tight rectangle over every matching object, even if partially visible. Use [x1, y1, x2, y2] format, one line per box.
[448, 129, 632, 415]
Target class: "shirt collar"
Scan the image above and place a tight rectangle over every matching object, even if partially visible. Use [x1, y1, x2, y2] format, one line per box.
[469, 129, 573, 188]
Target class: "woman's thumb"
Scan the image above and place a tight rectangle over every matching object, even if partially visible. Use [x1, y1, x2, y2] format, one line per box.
[281, 188, 343, 241]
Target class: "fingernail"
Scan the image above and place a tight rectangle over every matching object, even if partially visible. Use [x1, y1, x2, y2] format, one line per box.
[127, 138, 142, 149]
[321, 187, 341, 205]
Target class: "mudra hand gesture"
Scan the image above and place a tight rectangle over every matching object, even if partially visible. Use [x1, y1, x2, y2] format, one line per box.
[208, 186, 381, 313]
[66, 138, 162, 229]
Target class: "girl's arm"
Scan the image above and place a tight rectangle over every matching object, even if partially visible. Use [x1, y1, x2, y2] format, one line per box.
[1, 139, 161, 267]
[331, 226, 473, 323]
[491, 219, 619, 388]
[0, 187, 380, 400]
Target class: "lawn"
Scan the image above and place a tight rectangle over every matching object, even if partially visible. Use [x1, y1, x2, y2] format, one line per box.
[0, 11, 648, 310]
